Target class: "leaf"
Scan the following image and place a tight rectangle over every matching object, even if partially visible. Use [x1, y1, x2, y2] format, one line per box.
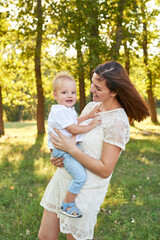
[26, 229, 30, 235]
[10, 186, 15, 190]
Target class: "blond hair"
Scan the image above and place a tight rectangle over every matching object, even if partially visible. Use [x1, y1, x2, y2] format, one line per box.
[53, 71, 75, 92]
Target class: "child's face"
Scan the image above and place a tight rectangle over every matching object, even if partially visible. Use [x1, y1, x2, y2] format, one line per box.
[53, 80, 77, 108]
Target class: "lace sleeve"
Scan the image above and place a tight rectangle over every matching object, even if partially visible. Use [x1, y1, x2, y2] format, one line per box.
[103, 119, 130, 150]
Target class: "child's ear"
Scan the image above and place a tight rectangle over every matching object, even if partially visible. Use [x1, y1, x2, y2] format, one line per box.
[53, 92, 57, 99]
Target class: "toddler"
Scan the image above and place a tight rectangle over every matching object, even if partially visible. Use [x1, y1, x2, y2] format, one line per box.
[48, 72, 101, 218]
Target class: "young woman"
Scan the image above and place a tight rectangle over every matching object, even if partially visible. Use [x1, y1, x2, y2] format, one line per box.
[38, 61, 150, 240]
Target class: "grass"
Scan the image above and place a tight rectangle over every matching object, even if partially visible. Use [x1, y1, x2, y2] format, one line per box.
[0, 111, 160, 240]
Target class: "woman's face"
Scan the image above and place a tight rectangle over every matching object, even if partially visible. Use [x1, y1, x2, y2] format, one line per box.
[90, 73, 116, 103]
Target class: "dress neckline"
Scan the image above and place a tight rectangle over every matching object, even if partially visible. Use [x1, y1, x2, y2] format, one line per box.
[95, 102, 124, 114]
[98, 108, 124, 114]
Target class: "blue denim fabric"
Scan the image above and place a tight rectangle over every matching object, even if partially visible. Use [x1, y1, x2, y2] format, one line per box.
[51, 145, 86, 194]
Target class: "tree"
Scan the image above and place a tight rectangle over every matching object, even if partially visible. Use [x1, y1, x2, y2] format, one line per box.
[140, 1, 158, 122]
[51, 0, 105, 110]
[1, 0, 159, 124]
[74, 0, 86, 112]
[121, 0, 140, 75]
[0, 10, 11, 136]
[111, 0, 126, 60]
[35, 0, 45, 134]
[3, 56, 37, 122]
[76, 35, 86, 112]
[6, 0, 47, 132]
[50, 0, 87, 112]
[84, 0, 100, 77]
[0, 85, 4, 136]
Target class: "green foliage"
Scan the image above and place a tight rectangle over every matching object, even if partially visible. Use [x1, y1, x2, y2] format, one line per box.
[150, 55, 160, 98]
[2, 55, 37, 121]
[0, 0, 160, 122]
[130, 57, 148, 98]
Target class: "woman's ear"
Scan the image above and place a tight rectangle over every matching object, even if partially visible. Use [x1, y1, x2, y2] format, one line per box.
[111, 91, 117, 97]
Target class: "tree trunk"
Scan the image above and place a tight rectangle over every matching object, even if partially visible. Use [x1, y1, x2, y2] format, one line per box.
[87, 0, 100, 78]
[35, 0, 45, 134]
[75, 0, 86, 113]
[146, 69, 158, 122]
[124, 41, 130, 75]
[0, 85, 4, 136]
[141, 6, 158, 122]
[111, 0, 126, 60]
[76, 46, 86, 113]
[147, 88, 157, 122]
[18, 105, 23, 121]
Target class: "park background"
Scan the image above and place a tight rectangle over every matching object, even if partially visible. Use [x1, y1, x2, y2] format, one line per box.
[0, 0, 160, 239]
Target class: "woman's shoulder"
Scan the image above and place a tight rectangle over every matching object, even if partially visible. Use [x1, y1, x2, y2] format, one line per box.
[101, 108, 130, 128]
[102, 109, 130, 149]
[112, 108, 129, 123]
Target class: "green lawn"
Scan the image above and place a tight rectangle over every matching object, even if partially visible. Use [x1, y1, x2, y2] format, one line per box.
[0, 112, 160, 240]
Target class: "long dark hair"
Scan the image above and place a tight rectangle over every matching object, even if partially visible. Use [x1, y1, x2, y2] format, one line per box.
[93, 61, 150, 123]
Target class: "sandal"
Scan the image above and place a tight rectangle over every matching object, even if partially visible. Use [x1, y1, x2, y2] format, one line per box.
[59, 201, 82, 218]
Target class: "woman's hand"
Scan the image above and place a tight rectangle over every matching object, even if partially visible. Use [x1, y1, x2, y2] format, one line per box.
[50, 155, 64, 167]
[49, 128, 77, 155]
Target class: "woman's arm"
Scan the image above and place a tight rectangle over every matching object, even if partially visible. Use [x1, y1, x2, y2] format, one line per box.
[69, 142, 121, 178]
[49, 129, 121, 178]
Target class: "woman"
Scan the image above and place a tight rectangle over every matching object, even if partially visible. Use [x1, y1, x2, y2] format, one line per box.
[38, 61, 149, 240]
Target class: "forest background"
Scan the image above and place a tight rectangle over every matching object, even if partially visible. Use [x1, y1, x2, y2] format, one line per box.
[0, 0, 160, 135]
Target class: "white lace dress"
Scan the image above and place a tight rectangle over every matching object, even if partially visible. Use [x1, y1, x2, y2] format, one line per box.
[40, 102, 130, 240]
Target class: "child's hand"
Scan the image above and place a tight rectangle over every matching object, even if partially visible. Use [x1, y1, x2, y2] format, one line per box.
[89, 118, 101, 129]
[88, 104, 101, 119]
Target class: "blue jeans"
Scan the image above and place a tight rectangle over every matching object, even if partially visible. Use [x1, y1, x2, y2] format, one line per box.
[52, 145, 86, 194]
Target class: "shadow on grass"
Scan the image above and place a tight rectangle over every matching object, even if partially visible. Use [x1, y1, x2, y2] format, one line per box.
[4, 121, 37, 129]
[18, 134, 45, 173]
[0, 134, 51, 239]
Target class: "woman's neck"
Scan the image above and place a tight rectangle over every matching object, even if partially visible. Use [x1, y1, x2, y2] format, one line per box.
[100, 99, 122, 112]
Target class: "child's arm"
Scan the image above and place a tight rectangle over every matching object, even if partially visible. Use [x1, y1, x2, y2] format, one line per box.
[65, 118, 101, 135]
[78, 104, 101, 124]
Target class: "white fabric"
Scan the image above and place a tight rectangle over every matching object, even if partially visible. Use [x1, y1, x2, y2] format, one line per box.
[47, 104, 83, 149]
[41, 102, 130, 240]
